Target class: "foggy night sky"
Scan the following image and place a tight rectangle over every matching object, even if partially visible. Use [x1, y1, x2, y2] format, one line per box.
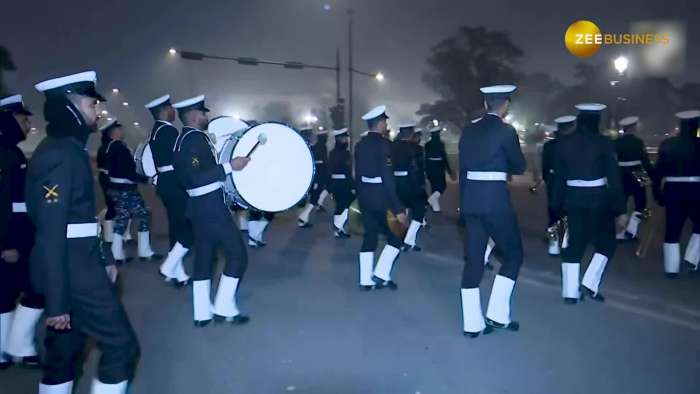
[2, 0, 699, 136]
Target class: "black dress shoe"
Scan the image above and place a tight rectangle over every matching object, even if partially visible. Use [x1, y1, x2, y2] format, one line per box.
[485, 318, 520, 331]
[664, 273, 679, 279]
[372, 276, 398, 290]
[173, 279, 191, 288]
[359, 285, 373, 291]
[19, 356, 40, 368]
[297, 221, 312, 229]
[140, 254, 164, 262]
[193, 319, 212, 328]
[214, 314, 250, 325]
[463, 325, 494, 338]
[0, 361, 13, 370]
[114, 257, 134, 265]
[335, 230, 351, 238]
[581, 286, 605, 302]
[563, 297, 579, 305]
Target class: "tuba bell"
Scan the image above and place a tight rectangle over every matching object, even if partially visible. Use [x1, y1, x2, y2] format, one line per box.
[348, 199, 408, 239]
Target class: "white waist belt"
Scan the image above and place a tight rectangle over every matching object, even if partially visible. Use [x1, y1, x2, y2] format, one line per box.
[186, 182, 222, 197]
[427, 157, 443, 161]
[315, 160, 325, 164]
[331, 174, 347, 179]
[110, 177, 136, 185]
[393, 171, 409, 177]
[466, 171, 507, 181]
[98, 168, 109, 174]
[567, 178, 607, 187]
[618, 160, 642, 167]
[157, 165, 174, 173]
[665, 176, 700, 183]
[12, 202, 27, 213]
[66, 223, 99, 239]
[361, 176, 382, 184]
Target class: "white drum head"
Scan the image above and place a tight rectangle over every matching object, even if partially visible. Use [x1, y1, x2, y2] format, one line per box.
[135, 142, 156, 177]
[230, 123, 314, 212]
[208, 116, 248, 153]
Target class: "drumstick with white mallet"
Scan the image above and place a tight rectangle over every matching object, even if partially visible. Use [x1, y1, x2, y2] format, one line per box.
[245, 133, 268, 159]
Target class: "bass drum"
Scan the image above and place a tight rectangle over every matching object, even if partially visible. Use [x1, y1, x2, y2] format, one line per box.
[347, 199, 408, 239]
[134, 142, 156, 177]
[218, 122, 314, 212]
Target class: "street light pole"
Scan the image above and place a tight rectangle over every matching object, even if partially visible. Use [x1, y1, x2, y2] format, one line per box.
[348, 7, 354, 137]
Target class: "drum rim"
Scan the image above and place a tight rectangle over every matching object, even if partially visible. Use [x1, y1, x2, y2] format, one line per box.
[228, 121, 316, 213]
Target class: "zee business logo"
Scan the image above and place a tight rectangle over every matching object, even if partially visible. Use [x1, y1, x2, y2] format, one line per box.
[565, 20, 671, 58]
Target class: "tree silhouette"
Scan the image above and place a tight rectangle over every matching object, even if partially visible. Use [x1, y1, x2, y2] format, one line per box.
[417, 26, 524, 127]
[0, 46, 17, 97]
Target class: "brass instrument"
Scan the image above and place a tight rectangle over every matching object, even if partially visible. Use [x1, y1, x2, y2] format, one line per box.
[348, 199, 408, 239]
[632, 168, 652, 188]
[635, 208, 655, 259]
[546, 217, 568, 244]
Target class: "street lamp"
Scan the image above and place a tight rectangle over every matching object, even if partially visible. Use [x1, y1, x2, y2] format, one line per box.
[614, 55, 629, 75]
[112, 88, 119, 94]
[169, 48, 177, 55]
[375, 72, 385, 82]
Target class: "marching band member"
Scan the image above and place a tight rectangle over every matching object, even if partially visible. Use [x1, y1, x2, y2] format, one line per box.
[355, 106, 407, 290]
[172, 95, 250, 326]
[425, 126, 454, 213]
[103, 119, 160, 264]
[30, 70, 140, 394]
[96, 125, 116, 243]
[459, 85, 526, 337]
[145, 94, 192, 287]
[391, 125, 426, 251]
[248, 210, 274, 248]
[328, 128, 354, 238]
[0, 95, 43, 369]
[298, 128, 329, 227]
[615, 116, 653, 240]
[541, 116, 576, 255]
[653, 110, 700, 277]
[552, 103, 626, 304]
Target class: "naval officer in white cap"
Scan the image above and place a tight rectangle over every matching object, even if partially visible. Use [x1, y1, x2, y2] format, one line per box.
[458, 85, 526, 338]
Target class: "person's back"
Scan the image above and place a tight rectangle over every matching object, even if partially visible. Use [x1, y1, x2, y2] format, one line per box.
[459, 114, 526, 214]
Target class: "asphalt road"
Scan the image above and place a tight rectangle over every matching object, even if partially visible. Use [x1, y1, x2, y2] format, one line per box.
[2, 174, 699, 394]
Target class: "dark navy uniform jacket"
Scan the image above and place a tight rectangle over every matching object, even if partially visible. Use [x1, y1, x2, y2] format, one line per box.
[459, 114, 526, 214]
[149, 120, 182, 193]
[615, 133, 652, 174]
[173, 127, 232, 219]
[425, 137, 453, 178]
[327, 145, 353, 194]
[391, 140, 422, 198]
[27, 136, 105, 317]
[311, 141, 329, 187]
[653, 133, 700, 205]
[354, 131, 404, 214]
[106, 139, 148, 191]
[551, 130, 625, 215]
[0, 113, 33, 253]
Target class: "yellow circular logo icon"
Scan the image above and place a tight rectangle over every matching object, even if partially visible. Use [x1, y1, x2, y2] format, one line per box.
[565, 20, 602, 58]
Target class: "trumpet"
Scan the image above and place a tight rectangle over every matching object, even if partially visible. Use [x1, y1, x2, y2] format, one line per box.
[632, 168, 652, 188]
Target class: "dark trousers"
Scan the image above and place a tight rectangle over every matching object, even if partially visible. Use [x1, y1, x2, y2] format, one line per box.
[396, 179, 426, 222]
[157, 178, 193, 249]
[98, 174, 116, 220]
[0, 214, 43, 312]
[664, 186, 700, 243]
[309, 177, 327, 206]
[562, 206, 616, 263]
[330, 180, 354, 215]
[622, 173, 647, 212]
[189, 197, 248, 280]
[42, 278, 139, 384]
[545, 183, 564, 227]
[427, 171, 446, 194]
[461, 211, 523, 288]
[360, 208, 402, 252]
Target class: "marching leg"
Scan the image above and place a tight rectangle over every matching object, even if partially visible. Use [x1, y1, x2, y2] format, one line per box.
[212, 275, 249, 325]
[372, 245, 401, 289]
[39, 381, 74, 394]
[402, 220, 423, 251]
[333, 208, 350, 238]
[359, 252, 375, 290]
[460, 288, 490, 337]
[683, 233, 700, 272]
[102, 220, 114, 243]
[581, 253, 609, 302]
[484, 237, 496, 269]
[4, 304, 43, 364]
[427, 191, 441, 212]
[0, 309, 14, 369]
[110, 234, 127, 264]
[192, 280, 213, 327]
[485, 275, 518, 330]
[316, 189, 329, 211]
[297, 203, 314, 228]
[561, 263, 581, 303]
[625, 211, 642, 239]
[159, 242, 190, 287]
[663, 243, 681, 278]
[90, 379, 127, 394]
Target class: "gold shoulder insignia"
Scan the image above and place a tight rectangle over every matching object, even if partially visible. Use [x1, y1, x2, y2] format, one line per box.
[43, 184, 59, 204]
[192, 156, 200, 167]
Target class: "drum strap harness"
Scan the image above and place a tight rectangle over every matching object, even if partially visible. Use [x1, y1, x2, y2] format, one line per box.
[187, 182, 222, 197]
